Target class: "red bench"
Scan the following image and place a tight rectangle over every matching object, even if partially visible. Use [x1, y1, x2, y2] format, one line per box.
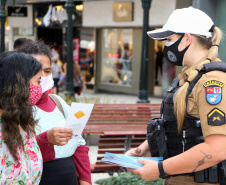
[82, 103, 161, 174]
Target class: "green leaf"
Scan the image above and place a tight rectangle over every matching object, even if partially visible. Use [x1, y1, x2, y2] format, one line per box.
[95, 172, 164, 185]
[21, 171, 26, 182]
[5, 169, 11, 176]
[18, 180, 25, 185]
[33, 145, 38, 153]
[6, 161, 13, 167]
[5, 156, 9, 163]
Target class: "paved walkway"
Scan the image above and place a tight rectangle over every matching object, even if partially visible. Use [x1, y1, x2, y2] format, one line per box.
[89, 146, 111, 185]
[75, 88, 163, 104]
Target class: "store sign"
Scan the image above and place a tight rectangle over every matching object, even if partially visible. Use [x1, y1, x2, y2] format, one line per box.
[8, 6, 27, 17]
[113, 2, 133, 22]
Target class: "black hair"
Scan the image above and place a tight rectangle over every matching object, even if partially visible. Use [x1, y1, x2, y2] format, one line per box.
[13, 38, 32, 51]
[17, 40, 52, 63]
[0, 51, 42, 162]
[0, 51, 42, 91]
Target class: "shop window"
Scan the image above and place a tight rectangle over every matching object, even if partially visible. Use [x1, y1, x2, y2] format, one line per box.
[101, 29, 133, 86]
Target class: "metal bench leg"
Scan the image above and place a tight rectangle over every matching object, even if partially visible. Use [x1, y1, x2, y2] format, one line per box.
[124, 135, 134, 153]
[107, 170, 114, 176]
[83, 133, 90, 146]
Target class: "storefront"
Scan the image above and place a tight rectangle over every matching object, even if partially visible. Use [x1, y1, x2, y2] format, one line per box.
[6, 4, 35, 51]
[6, 0, 96, 85]
[83, 0, 176, 96]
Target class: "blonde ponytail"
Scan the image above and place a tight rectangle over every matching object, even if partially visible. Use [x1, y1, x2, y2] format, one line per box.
[174, 27, 222, 133]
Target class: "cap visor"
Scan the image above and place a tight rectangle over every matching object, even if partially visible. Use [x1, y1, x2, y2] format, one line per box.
[147, 29, 175, 40]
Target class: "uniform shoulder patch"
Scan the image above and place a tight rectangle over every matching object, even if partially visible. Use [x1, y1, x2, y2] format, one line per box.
[203, 80, 224, 105]
[207, 108, 225, 126]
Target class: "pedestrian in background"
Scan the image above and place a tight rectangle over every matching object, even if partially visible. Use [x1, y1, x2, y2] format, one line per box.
[17, 40, 92, 185]
[58, 63, 85, 96]
[126, 7, 226, 185]
[51, 55, 61, 94]
[0, 51, 43, 184]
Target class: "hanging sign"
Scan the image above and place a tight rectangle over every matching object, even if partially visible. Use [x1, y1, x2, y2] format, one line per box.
[113, 2, 133, 22]
[8, 6, 27, 17]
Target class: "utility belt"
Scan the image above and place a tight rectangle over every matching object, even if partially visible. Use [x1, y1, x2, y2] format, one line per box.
[147, 117, 226, 184]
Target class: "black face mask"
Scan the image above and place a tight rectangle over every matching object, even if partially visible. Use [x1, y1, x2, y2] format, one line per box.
[163, 34, 190, 66]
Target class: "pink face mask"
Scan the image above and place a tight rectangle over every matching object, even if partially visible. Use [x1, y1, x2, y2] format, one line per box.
[29, 82, 42, 106]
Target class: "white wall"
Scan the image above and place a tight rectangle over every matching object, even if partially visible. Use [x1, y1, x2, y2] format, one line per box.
[83, 0, 175, 27]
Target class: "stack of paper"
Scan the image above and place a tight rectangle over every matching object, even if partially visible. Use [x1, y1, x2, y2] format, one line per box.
[101, 152, 163, 169]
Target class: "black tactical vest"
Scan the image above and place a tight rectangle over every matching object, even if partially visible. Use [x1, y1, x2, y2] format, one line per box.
[161, 62, 226, 158]
[161, 77, 203, 158]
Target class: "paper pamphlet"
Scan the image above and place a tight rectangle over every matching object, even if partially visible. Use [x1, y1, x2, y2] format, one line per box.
[65, 102, 94, 138]
[101, 152, 163, 169]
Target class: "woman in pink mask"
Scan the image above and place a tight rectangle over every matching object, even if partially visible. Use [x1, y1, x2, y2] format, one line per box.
[18, 41, 91, 185]
[0, 51, 43, 184]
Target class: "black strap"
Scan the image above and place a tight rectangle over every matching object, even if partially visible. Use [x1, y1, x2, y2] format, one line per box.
[221, 160, 226, 177]
[186, 62, 226, 118]
[158, 160, 168, 178]
[48, 94, 65, 118]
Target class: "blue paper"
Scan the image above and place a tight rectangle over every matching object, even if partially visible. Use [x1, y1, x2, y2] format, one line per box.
[101, 152, 163, 169]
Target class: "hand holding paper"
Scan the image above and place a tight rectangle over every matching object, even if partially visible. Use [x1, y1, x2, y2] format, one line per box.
[101, 152, 163, 169]
[65, 103, 94, 138]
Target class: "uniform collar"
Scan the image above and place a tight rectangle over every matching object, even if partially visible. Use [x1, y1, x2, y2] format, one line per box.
[178, 60, 206, 86]
[178, 60, 221, 86]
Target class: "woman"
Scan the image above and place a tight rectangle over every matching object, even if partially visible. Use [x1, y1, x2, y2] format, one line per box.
[17, 40, 92, 185]
[58, 63, 85, 96]
[51, 55, 61, 94]
[73, 63, 85, 95]
[126, 7, 226, 185]
[0, 51, 42, 184]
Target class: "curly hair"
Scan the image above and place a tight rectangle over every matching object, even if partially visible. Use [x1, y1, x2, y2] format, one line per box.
[0, 51, 42, 162]
[17, 39, 52, 62]
[13, 38, 32, 51]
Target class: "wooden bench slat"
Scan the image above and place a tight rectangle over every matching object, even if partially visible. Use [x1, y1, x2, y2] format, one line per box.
[92, 165, 121, 172]
[89, 117, 151, 121]
[98, 149, 125, 154]
[93, 104, 157, 107]
[100, 135, 146, 138]
[91, 110, 160, 112]
[87, 122, 148, 125]
[103, 131, 147, 136]
[99, 144, 126, 149]
[99, 139, 145, 143]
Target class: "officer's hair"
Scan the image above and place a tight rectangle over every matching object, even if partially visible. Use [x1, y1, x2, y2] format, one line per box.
[174, 26, 222, 133]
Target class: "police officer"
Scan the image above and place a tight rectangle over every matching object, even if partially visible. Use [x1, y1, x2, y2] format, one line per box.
[126, 7, 226, 185]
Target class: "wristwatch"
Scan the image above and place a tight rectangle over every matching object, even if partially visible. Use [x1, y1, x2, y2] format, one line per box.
[158, 160, 168, 178]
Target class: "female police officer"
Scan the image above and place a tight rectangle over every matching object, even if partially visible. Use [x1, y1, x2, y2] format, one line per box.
[126, 7, 226, 185]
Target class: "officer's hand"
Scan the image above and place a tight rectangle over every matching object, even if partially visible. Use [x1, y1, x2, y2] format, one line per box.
[47, 127, 73, 146]
[127, 160, 159, 181]
[125, 147, 151, 157]
[125, 147, 143, 157]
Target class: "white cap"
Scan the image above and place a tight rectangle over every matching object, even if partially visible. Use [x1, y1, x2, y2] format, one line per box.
[147, 7, 214, 40]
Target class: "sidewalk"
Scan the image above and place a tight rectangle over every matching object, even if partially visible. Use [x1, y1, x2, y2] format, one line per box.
[89, 146, 111, 185]
[75, 88, 163, 104]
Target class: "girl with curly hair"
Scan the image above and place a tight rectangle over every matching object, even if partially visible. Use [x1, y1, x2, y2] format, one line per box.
[0, 51, 42, 184]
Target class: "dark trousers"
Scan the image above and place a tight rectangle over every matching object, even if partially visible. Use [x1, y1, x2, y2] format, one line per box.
[39, 157, 78, 185]
[53, 78, 59, 94]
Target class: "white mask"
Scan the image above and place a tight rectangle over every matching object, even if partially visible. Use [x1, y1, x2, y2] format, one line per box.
[40, 73, 54, 93]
